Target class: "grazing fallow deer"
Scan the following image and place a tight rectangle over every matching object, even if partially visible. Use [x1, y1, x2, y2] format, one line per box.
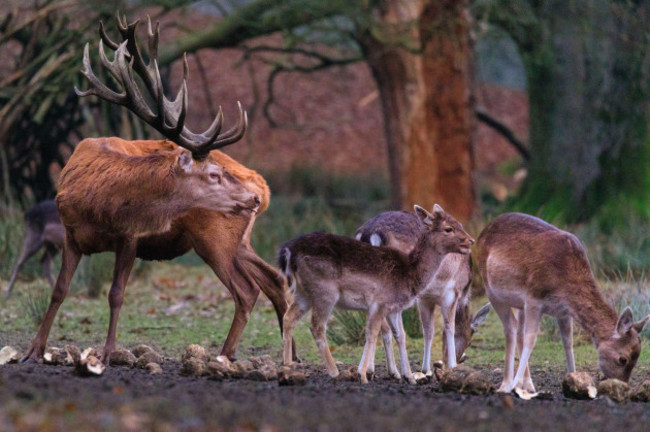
[476, 213, 650, 393]
[279, 205, 474, 384]
[355, 211, 491, 374]
[6, 200, 65, 298]
[22, 15, 294, 365]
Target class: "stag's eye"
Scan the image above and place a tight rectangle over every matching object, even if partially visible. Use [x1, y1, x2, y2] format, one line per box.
[618, 356, 628, 366]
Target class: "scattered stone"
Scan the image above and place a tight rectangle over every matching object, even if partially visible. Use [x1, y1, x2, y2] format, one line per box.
[0, 346, 21, 365]
[182, 344, 210, 363]
[501, 394, 515, 410]
[180, 357, 208, 376]
[334, 367, 358, 382]
[43, 347, 73, 366]
[246, 364, 277, 381]
[460, 371, 494, 395]
[278, 366, 307, 386]
[135, 351, 164, 369]
[231, 359, 255, 378]
[598, 379, 629, 403]
[109, 348, 137, 368]
[64, 345, 81, 364]
[562, 372, 597, 400]
[146, 362, 163, 375]
[249, 355, 276, 369]
[131, 344, 155, 358]
[412, 372, 431, 385]
[437, 365, 476, 392]
[76, 354, 105, 377]
[433, 360, 444, 370]
[514, 387, 539, 400]
[630, 380, 650, 402]
[81, 347, 101, 360]
[207, 356, 235, 379]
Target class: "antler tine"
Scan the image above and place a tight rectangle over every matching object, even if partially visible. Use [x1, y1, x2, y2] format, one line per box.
[98, 20, 120, 51]
[206, 103, 248, 149]
[75, 42, 127, 104]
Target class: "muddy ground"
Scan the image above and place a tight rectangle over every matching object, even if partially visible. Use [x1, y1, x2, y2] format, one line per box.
[1, 359, 649, 432]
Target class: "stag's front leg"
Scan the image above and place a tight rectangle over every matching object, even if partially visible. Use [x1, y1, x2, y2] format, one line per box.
[102, 239, 137, 365]
[21, 237, 81, 362]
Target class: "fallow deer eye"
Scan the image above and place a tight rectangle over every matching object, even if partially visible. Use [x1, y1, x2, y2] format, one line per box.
[619, 356, 627, 366]
[445, 227, 453, 233]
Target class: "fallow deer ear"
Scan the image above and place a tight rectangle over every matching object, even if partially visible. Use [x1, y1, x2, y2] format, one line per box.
[433, 203, 445, 215]
[632, 315, 650, 334]
[616, 307, 634, 335]
[414, 205, 434, 227]
[471, 303, 492, 331]
[178, 151, 194, 173]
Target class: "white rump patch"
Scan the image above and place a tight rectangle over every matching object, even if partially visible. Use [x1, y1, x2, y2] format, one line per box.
[370, 234, 383, 247]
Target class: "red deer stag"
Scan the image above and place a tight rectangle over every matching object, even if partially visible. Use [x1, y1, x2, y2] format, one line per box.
[355, 211, 490, 375]
[6, 200, 64, 298]
[279, 205, 474, 384]
[476, 213, 649, 393]
[22, 15, 294, 365]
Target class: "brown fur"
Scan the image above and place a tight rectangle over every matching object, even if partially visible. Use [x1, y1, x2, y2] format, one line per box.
[355, 210, 489, 373]
[22, 137, 293, 365]
[477, 212, 649, 391]
[279, 205, 474, 383]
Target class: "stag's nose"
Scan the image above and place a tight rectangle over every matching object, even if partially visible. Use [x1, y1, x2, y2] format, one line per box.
[254, 196, 261, 207]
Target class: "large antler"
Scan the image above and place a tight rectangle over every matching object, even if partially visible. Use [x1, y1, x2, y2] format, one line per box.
[75, 14, 247, 159]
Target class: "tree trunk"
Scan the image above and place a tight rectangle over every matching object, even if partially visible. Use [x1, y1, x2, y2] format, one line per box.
[359, 0, 476, 223]
[511, 0, 650, 223]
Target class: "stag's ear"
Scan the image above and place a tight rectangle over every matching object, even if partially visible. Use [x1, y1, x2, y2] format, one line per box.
[414, 205, 434, 227]
[616, 307, 634, 335]
[178, 151, 194, 173]
[471, 303, 492, 331]
[632, 315, 650, 334]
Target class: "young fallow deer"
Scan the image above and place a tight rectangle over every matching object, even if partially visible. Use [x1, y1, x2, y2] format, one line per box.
[22, 15, 295, 365]
[476, 213, 649, 393]
[6, 200, 65, 298]
[279, 204, 474, 384]
[355, 211, 490, 375]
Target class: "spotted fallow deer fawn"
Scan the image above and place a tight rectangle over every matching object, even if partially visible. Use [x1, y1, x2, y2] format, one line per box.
[476, 213, 650, 393]
[355, 211, 491, 374]
[22, 15, 295, 365]
[279, 204, 474, 384]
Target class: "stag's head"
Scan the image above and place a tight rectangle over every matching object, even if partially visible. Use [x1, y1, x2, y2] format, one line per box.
[174, 150, 259, 215]
[414, 204, 475, 255]
[75, 14, 258, 215]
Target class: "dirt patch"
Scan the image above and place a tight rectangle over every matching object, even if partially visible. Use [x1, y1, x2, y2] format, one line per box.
[1, 360, 649, 431]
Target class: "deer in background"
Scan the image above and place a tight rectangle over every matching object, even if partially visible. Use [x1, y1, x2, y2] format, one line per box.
[22, 15, 295, 365]
[476, 212, 650, 393]
[5, 200, 64, 298]
[355, 211, 491, 374]
[279, 204, 474, 384]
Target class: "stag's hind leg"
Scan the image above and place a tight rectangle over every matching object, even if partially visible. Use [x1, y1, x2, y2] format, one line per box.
[102, 239, 137, 365]
[21, 236, 81, 362]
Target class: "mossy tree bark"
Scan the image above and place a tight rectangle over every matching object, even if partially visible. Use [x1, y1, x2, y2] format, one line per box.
[485, 0, 650, 223]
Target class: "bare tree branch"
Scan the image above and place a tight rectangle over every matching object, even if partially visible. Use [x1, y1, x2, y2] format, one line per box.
[475, 108, 530, 161]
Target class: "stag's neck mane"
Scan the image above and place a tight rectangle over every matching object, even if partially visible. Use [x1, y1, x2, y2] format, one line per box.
[57, 139, 187, 236]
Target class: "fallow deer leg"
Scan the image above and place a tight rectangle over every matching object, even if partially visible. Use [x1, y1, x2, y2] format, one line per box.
[358, 309, 383, 384]
[511, 302, 542, 393]
[387, 311, 414, 384]
[417, 298, 436, 375]
[6, 231, 44, 297]
[310, 297, 339, 378]
[557, 315, 576, 373]
[380, 318, 401, 380]
[40, 245, 58, 288]
[21, 237, 81, 362]
[282, 299, 308, 366]
[492, 301, 517, 392]
[102, 239, 137, 365]
[440, 295, 459, 369]
[515, 308, 535, 392]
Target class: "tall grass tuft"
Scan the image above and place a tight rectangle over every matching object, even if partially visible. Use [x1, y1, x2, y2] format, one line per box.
[71, 253, 114, 298]
[402, 307, 423, 339]
[601, 270, 650, 339]
[327, 310, 367, 346]
[20, 281, 51, 326]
